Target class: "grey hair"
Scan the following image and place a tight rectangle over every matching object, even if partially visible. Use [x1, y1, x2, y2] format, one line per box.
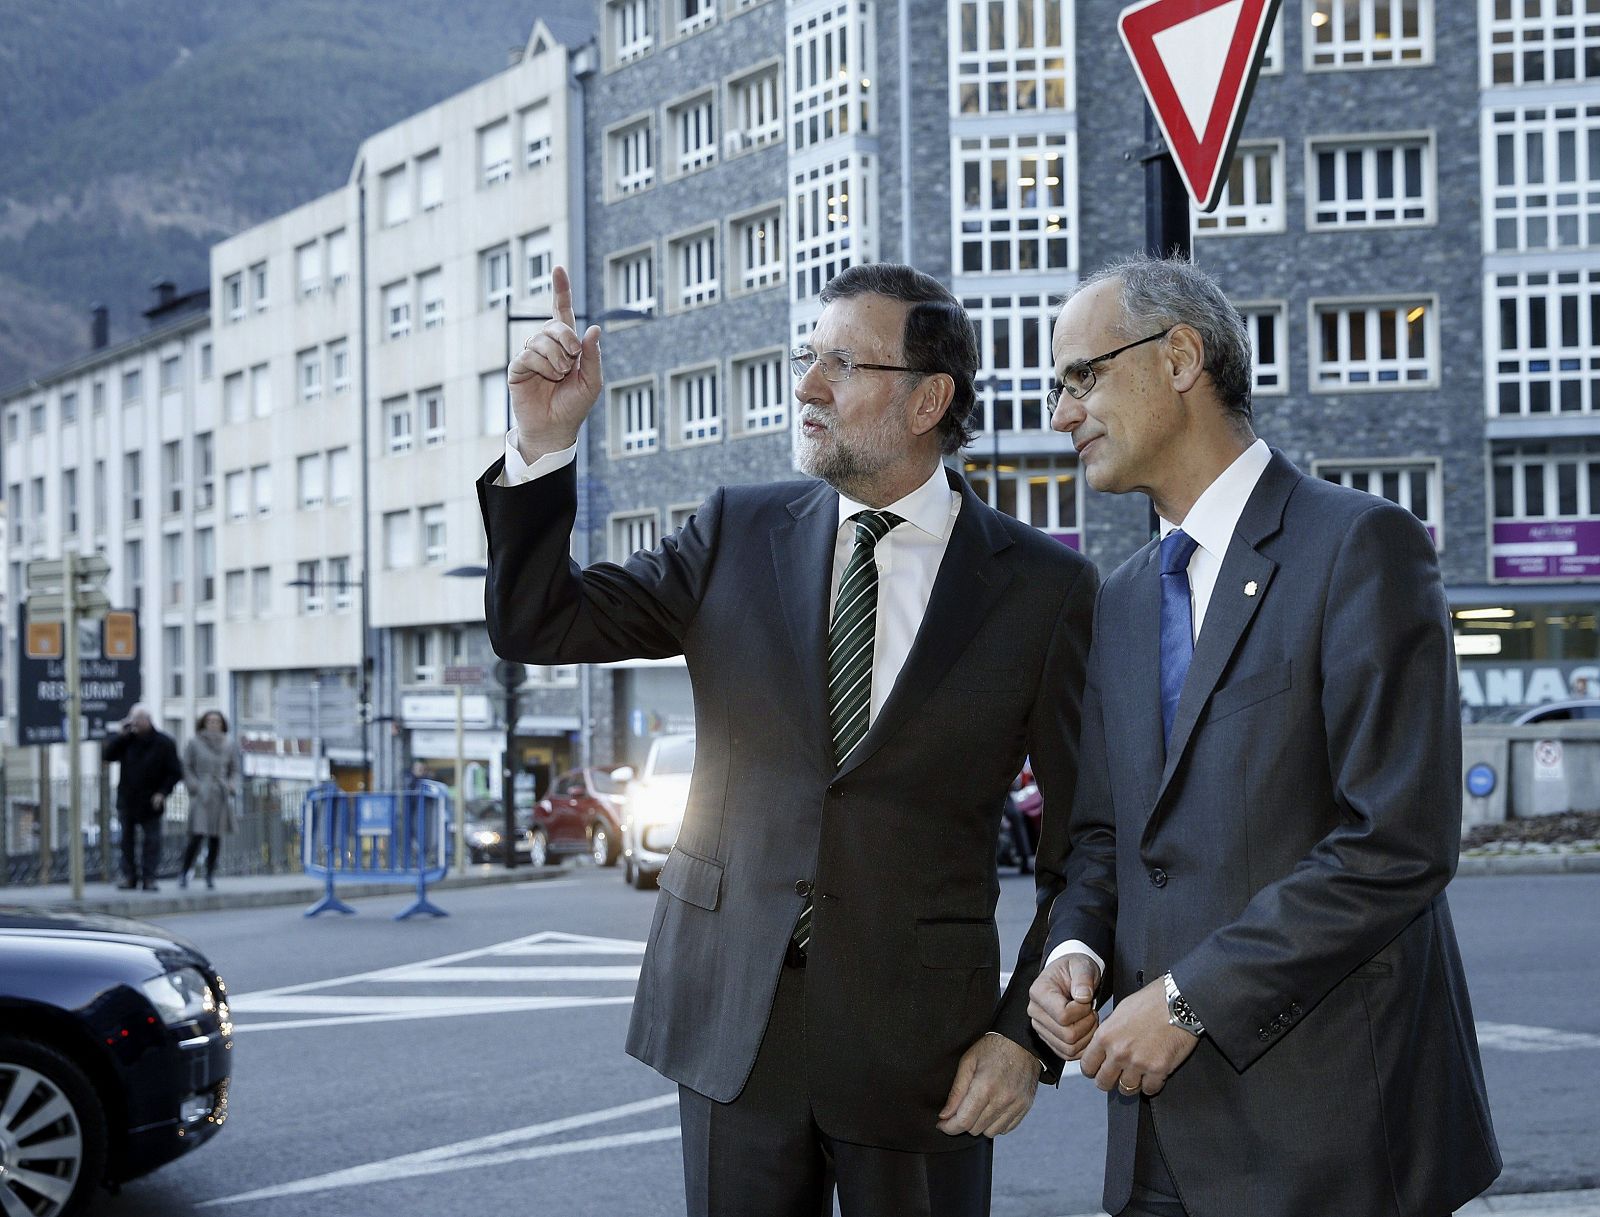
[1074, 255, 1254, 422]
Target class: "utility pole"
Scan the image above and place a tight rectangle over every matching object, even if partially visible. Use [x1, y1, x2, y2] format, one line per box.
[495, 659, 526, 869]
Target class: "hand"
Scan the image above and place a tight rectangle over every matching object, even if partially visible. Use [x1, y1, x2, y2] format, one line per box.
[1028, 952, 1101, 1061]
[935, 1034, 1040, 1138]
[507, 265, 603, 461]
[1078, 976, 1200, 1096]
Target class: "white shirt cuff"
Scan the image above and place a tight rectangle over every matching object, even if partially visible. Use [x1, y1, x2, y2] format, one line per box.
[1044, 939, 1106, 980]
[497, 432, 577, 486]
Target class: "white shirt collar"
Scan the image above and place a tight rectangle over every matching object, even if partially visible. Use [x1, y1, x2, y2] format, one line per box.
[1158, 438, 1272, 560]
[837, 462, 958, 542]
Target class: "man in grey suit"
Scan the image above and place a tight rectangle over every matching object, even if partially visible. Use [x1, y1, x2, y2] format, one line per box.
[479, 265, 1097, 1215]
[1028, 256, 1501, 1217]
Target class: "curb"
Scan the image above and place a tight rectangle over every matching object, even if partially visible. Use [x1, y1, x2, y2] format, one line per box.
[1456, 852, 1600, 876]
[1058, 1191, 1600, 1217]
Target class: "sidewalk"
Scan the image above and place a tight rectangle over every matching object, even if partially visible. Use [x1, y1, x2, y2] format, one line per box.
[1060, 1191, 1600, 1217]
[0, 864, 563, 918]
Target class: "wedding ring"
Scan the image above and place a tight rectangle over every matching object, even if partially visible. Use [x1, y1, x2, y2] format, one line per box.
[1118, 1080, 1140, 1094]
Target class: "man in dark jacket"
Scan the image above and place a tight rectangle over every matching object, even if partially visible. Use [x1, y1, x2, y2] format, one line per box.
[104, 704, 183, 891]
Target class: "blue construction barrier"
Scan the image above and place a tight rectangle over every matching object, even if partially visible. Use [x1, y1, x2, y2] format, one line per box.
[300, 780, 453, 920]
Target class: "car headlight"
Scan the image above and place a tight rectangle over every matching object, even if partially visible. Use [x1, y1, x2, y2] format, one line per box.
[470, 829, 501, 846]
[634, 789, 687, 828]
[141, 967, 217, 1025]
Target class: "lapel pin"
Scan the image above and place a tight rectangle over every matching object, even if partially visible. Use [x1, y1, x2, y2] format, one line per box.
[1244, 580, 1259, 597]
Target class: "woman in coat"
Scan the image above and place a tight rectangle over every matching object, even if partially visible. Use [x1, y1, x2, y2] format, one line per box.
[180, 709, 241, 889]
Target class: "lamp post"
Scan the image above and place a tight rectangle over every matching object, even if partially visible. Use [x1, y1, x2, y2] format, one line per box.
[284, 573, 368, 785]
[975, 373, 1008, 509]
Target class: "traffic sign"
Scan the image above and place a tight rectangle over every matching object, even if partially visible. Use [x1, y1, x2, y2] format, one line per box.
[444, 665, 487, 686]
[25, 554, 111, 587]
[26, 588, 112, 624]
[15, 605, 142, 744]
[25, 621, 62, 659]
[1119, 0, 1283, 211]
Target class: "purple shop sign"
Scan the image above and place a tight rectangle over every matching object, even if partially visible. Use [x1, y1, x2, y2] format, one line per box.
[1047, 530, 1083, 551]
[1492, 520, 1600, 580]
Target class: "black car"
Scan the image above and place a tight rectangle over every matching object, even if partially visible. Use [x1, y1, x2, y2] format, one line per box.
[0, 907, 233, 1216]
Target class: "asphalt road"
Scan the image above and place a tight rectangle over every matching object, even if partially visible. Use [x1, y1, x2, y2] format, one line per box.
[90, 867, 1600, 1217]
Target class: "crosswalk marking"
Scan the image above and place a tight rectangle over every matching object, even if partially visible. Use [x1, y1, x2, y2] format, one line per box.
[1475, 1022, 1600, 1053]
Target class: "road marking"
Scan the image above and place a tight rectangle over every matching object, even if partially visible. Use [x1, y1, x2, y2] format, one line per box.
[1476, 1022, 1600, 1052]
[379, 965, 642, 982]
[198, 1094, 680, 1207]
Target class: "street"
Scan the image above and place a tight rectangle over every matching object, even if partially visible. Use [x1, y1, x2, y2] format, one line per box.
[89, 867, 1600, 1217]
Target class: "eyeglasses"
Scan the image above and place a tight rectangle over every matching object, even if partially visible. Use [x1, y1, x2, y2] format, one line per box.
[790, 348, 931, 383]
[1046, 329, 1172, 406]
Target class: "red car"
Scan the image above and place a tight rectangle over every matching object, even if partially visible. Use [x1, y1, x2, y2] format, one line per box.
[530, 767, 631, 867]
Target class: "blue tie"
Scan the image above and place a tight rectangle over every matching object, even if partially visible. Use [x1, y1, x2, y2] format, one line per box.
[1159, 529, 1200, 745]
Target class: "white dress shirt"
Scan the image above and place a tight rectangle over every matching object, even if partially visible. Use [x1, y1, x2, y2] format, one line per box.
[1045, 439, 1272, 984]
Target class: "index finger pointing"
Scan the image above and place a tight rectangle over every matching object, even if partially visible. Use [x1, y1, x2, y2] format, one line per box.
[553, 265, 576, 331]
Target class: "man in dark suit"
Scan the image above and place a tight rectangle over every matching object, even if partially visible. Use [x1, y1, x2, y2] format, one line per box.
[479, 265, 1097, 1215]
[104, 705, 183, 892]
[1028, 256, 1501, 1217]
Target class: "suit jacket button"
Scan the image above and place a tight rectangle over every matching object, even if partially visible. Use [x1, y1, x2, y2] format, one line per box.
[1135, 969, 1145, 986]
[1149, 868, 1168, 888]
[1258, 1028, 1271, 1042]
[795, 880, 813, 897]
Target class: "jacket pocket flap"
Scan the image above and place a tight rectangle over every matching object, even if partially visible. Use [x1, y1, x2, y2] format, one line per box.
[659, 847, 723, 912]
[1209, 660, 1293, 721]
[916, 920, 1000, 970]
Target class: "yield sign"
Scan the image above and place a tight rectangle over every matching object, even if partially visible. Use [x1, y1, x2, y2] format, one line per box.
[1119, 0, 1282, 211]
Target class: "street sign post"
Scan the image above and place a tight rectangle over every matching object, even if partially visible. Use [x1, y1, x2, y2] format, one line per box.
[1119, 0, 1284, 212]
[443, 665, 485, 874]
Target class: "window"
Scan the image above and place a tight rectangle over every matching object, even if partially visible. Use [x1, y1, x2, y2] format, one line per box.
[251, 464, 272, 516]
[121, 368, 142, 404]
[1312, 298, 1436, 389]
[419, 268, 444, 328]
[668, 504, 698, 532]
[164, 626, 184, 698]
[329, 447, 353, 503]
[670, 228, 719, 309]
[384, 396, 413, 454]
[613, 380, 658, 454]
[962, 293, 1056, 431]
[734, 351, 786, 434]
[251, 566, 271, 618]
[298, 348, 323, 401]
[610, 0, 654, 62]
[296, 241, 321, 297]
[197, 624, 216, 698]
[727, 65, 782, 153]
[952, 0, 1070, 114]
[297, 560, 324, 614]
[1317, 460, 1441, 543]
[481, 244, 512, 309]
[421, 504, 447, 565]
[669, 92, 717, 176]
[28, 402, 43, 433]
[196, 433, 214, 510]
[789, 3, 870, 151]
[160, 355, 182, 395]
[1484, 0, 1600, 86]
[28, 478, 43, 529]
[124, 453, 142, 522]
[380, 165, 410, 227]
[610, 247, 656, 314]
[522, 231, 553, 302]
[250, 261, 269, 311]
[329, 339, 350, 393]
[1492, 443, 1600, 525]
[250, 363, 271, 418]
[223, 371, 245, 422]
[676, 0, 716, 35]
[125, 540, 143, 613]
[673, 366, 721, 444]
[1194, 142, 1284, 234]
[92, 380, 105, 414]
[610, 510, 660, 561]
[225, 470, 247, 521]
[4, 411, 15, 442]
[329, 556, 353, 611]
[225, 570, 247, 619]
[327, 229, 350, 287]
[297, 452, 325, 508]
[420, 387, 446, 447]
[479, 119, 512, 186]
[733, 207, 784, 291]
[1239, 303, 1289, 394]
[61, 390, 77, 424]
[962, 456, 1082, 543]
[163, 533, 184, 608]
[1490, 269, 1600, 416]
[956, 133, 1072, 272]
[6, 484, 20, 544]
[224, 273, 243, 321]
[199, 343, 212, 380]
[61, 469, 78, 535]
[1487, 103, 1600, 252]
[196, 528, 215, 602]
[522, 104, 553, 169]
[162, 440, 183, 514]
[383, 280, 412, 339]
[609, 118, 655, 196]
[93, 459, 107, 532]
[481, 371, 506, 435]
[1310, 135, 1433, 229]
[1307, 0, 1431, 68]
[793, 154, 876, 301]
[417, 149, 443, 211]
[384, 510, 415, 568]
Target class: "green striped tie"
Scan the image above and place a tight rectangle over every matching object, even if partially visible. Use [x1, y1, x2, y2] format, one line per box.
[793, 508, 903, 957]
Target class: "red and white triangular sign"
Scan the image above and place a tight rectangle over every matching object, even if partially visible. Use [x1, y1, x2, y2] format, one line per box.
[1119, 0, 1282, 211]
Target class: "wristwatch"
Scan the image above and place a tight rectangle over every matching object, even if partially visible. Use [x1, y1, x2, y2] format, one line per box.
[1163, 972, 1205, 1037]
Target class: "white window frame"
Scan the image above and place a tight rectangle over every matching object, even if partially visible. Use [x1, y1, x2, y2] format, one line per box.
[726, 62, 782, 155]
[1313, 457, 1444, 547]
[419, 387, 446, 447]
[298, 348, 323, 402]
[328, 557, 354, 611]
[1484, 102, 1600, 254]
[1310, 295, 1439, 391]
[380, 165, 410, 227]
[329, 339, 351, 393]
[731, 205, 784, 293]
[950, 0, 1073, 116]
[421, 504, 447, 565]
[953, 133, 1074, 273]
[225, 570, 248, 620]
[327, 229, 350, 287]
[384, 396, 414, 454]
[1491, 443, 1600, 523]
[297, 560, 325, 615]
[1481, 0, 1600, 88]
[522, 231, 554, 302]
[732, 349, 787, 436]
[521, 104, 553, 169]
[669, 226, 719, 311]
[384, 510, 415, 569]
[481, 245, 512, 310]
[793, 153, 877, 303]
[672, 364, 721, 445]
[1194, 141, 1286, 235]
[250, 262, 269, 311]
[609, 510, 660, 562]
[329, 447, 353, 504]
[1307, 132, 1435, 230]
[297, 452, 325, 509]
[225, 470, 247, 521]
[609, 245, 657, 316]
[418, 268, 445, 329]
[250, 464, 273, 517]
[1304, 0, 1434, 70]
[675, 0, 716, 37]
[1488, 268, 1600, 417]
[479, 119, 513, 186]
[416, 149, 443, 212]
[224, 273, 243, 322]
[251, 566, 272, 618]
[250, 363, 271, 418]
[1238, 301, 1290, 396]
[789, 2, 872, 151]
[611, 378, 659, 456]
[962, 455, 1084, 536]
[609, 0, 654, 64]
[668, 91, 717, 178]
[608, 116, 656, 199]
[383, 279, 412, 339]
[963, 292, 1057, 433]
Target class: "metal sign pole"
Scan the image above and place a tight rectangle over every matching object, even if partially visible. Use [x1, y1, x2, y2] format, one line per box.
[1142, 108, 1192, 262]
[65, 551, 83, 901]
[454, 685, 466, 875]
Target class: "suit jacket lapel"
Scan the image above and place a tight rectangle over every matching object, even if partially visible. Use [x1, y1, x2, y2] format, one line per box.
[1120, 543, 1167, 811]
[836, 469, 1014, 781]
[771, 480, 838, 765]
[1148, 451, 1299, 820]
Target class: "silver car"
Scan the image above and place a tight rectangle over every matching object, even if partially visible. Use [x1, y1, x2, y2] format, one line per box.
[621, 733, 695, 889]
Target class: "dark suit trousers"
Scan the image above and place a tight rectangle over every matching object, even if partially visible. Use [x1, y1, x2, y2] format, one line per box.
[678, 959, 993, 1217]
[1116, 1100, 1189, 1217]
[118, 809, 161, 883]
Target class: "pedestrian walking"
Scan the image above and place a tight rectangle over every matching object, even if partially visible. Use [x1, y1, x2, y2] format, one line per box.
[180, 710, 240, 890]
[103, 705, 183, 892]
